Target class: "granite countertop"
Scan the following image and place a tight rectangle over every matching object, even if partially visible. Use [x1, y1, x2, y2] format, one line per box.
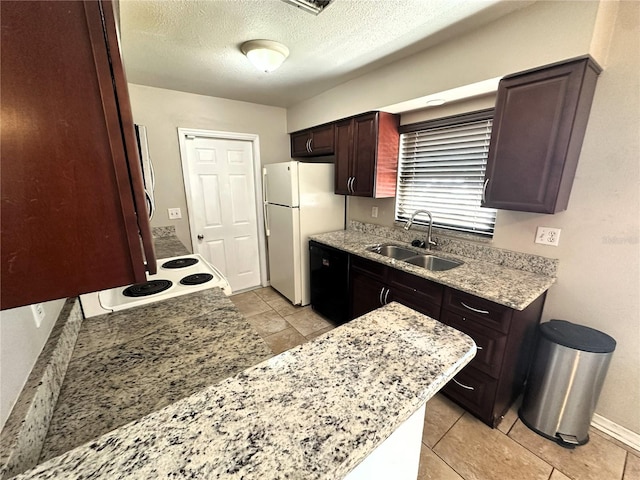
[16, 302, 475, 480]
[310, 230, 556, 310]
[38, 288, 274, 463]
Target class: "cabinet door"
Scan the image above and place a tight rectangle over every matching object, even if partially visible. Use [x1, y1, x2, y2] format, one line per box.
[350, 270, 386, 320]
[309, 124, 335, 155]
[390, 289, 441, 320]
[0, 0, 155, 310]
[291, 131, 311, 157]
[484, 57, 600, 213]
[334, 119, 353, 195]
[350, 113, 377, 196]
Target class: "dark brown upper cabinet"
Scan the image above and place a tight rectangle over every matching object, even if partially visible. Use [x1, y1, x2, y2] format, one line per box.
[1, 0, 156, 310]
[290, 123, 335, 157]
[483, 56, 601, 213]
[335, 111, 400, 198]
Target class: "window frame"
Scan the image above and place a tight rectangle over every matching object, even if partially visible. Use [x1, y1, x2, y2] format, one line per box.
[395, 108, 497, 238]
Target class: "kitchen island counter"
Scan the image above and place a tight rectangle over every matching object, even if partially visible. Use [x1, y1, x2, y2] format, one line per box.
[310, 229, 556, 311]
[16, 302, 475, 479]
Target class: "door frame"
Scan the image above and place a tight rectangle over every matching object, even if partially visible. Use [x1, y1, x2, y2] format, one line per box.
[177, 128, 268, 288]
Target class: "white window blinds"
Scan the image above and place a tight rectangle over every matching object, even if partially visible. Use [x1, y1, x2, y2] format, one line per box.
[395, 111, 497, 237]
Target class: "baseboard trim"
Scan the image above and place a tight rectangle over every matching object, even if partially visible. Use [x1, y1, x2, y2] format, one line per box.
[592, 414, 640, 452]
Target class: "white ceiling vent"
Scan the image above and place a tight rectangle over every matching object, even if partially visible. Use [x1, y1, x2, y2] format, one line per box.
[280, 0, 334, 15]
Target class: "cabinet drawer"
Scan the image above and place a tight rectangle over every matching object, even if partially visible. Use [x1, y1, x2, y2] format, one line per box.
[351, 255, 387, 281]
[391, 290, 440, 320]
[389, 269, 444, 307]
[441, 365, 498, 424]
[441, 310, 507, 378]
[443, 289, 511, 333]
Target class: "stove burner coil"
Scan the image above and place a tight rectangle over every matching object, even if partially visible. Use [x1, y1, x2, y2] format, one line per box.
[161, 258, 199, 269]
[180, 273, 214, 286]
[123, 279, 172, 297]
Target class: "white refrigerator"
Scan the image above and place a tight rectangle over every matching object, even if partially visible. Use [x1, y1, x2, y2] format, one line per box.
[263, 161, 345, 306]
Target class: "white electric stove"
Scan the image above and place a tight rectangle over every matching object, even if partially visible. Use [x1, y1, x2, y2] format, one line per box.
[79, 254, 231, 318]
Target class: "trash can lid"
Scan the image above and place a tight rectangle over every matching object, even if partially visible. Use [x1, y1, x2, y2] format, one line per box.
[540, 320, 616, 353]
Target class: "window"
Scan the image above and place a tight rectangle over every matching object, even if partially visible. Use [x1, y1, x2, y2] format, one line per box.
[395, 109, 497, 237]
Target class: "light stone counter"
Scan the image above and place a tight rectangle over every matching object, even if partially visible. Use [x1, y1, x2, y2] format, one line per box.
[15, 302, 475, 480]
[310, 229, 556, 311]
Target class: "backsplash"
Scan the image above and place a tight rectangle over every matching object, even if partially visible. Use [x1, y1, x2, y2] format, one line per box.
[349, 221, 558, 277]
[152, 225, 177, 238]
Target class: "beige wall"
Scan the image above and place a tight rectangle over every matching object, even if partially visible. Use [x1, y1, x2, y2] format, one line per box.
[0, 299, 64, 430]
[293, 1, 639, 434]
[128, 84, 289, 249]
[287, 1, 599, 131]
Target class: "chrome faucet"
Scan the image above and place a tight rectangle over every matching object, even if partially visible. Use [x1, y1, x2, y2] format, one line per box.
[404, 210, 437, 250]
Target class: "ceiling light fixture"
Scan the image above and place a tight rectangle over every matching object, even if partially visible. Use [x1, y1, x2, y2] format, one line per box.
[241, 40, 289, 73]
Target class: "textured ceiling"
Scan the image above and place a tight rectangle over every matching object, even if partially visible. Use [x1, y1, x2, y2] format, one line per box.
[120, 0, 528, 108]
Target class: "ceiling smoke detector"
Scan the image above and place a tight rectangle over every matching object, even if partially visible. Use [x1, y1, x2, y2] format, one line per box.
[280, 0, 334, 15]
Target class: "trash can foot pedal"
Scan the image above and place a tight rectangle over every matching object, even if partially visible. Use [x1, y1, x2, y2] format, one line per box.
[556, 432, 587, 448]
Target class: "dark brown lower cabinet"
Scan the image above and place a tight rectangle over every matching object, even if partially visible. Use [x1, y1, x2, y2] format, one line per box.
[349, 256, 443, 320]
[439, 288, 546, 427]
[346, 253, 547, 428]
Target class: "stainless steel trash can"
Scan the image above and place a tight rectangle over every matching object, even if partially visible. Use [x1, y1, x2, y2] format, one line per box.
[519, 320, 616, 448]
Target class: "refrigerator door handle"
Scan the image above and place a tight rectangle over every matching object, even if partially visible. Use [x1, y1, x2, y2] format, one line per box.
[263, 167, 270, 236]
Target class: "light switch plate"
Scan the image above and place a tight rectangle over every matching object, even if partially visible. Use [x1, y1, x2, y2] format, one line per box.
[168, 208, 182, 219]
[371, 206, 378, 218]
[535, 227, 561, 246]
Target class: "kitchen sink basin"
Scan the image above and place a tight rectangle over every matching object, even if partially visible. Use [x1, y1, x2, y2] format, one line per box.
[403, 255, 463, 271]
[366, 244, 417, 260]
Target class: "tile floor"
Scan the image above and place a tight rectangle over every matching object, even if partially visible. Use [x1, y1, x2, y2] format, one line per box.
[231, 287, 640, 480]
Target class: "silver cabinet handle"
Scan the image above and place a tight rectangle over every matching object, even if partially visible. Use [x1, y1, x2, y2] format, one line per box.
[197, 234, 204, 240]
[306, 138, 311, 153]
[452, 378, 475, 391]
[476, 345, 483, 350]
[482, 178, 489, 204]
[351, 176, 356, 193]
[309, 138, 313, 152]
[379, 287, 385, 306]
[348, 176, 355, 194]
[461, 301, 489, 314]
[383, 288, 390, 305]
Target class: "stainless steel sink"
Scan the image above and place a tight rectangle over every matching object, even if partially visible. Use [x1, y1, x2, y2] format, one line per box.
[366, 244, 417, 260]
[403, 255, 463, 271]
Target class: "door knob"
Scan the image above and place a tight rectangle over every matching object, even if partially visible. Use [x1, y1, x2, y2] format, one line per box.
[197, 234, 204, 240]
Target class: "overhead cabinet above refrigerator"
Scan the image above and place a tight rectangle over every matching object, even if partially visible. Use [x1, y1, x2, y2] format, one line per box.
[263, 161, 345, 306]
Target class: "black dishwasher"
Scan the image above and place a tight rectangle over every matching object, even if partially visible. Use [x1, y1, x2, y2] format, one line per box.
[309, 240, 350, 324]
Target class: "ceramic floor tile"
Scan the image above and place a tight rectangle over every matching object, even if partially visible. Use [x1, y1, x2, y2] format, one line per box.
[422, 394, 465, 448]
[263, 327, 307, 354]
[624, 452, 640, 480]
[245, 310, 290, 336]
[230, 292, 273, 317]
[253, 287, 284, 303]
[550, 469, 572, 480]
[284, 307, 334, 336]
[497, 398, 520, 434]
[434, 413, 553, 480]
[417, 446, 464, 480]
[305, 326, 335, 341]
[265, 296, 302, 317]
[509, 419, 627, 480]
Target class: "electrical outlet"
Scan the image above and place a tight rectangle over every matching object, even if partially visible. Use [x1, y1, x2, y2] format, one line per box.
[535, 227, 561, 246]
[168, 208, 182, 220]
[371, 206, 378, 218]
[31, 303, 45, 328]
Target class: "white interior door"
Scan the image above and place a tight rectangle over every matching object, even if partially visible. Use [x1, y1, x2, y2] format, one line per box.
[181, 133, 262, 292]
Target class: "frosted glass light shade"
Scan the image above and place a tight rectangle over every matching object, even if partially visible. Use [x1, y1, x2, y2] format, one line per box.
[241, 40, 289, 72]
